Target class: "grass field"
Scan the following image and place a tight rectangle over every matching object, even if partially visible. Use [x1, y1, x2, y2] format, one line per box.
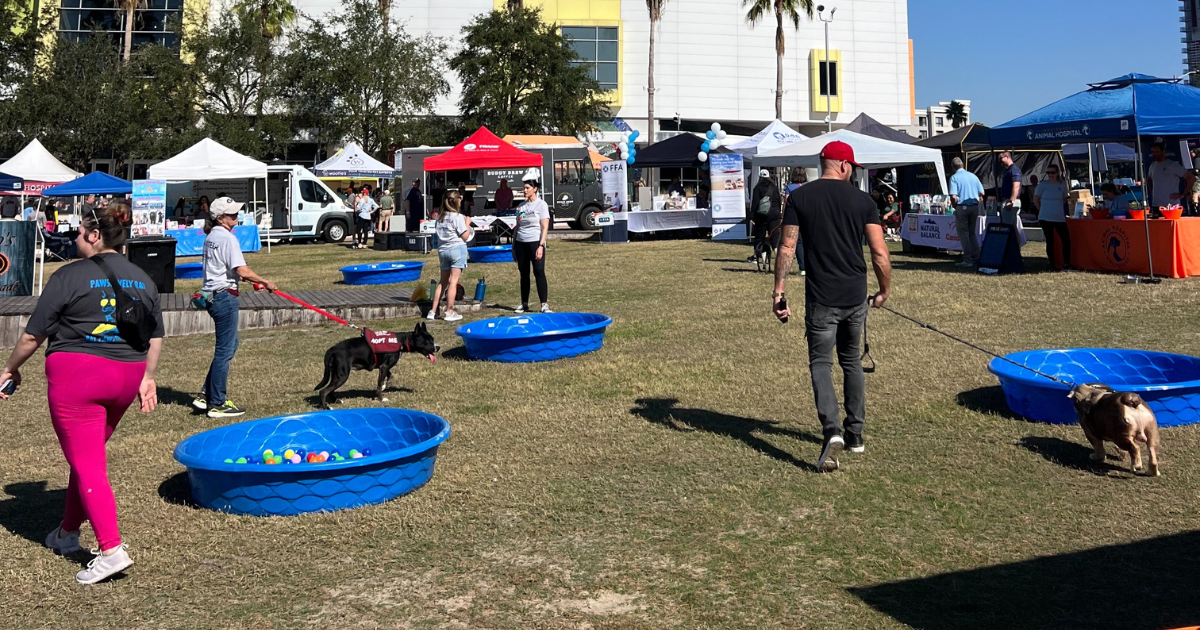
[3, 237, 1200, 629]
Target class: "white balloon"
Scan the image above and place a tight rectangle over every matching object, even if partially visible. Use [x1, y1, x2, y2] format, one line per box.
[698, 152, 708, 162]
[709, 138, 721, 149]
[620, 152, 630, 160]
[716, 130, 727, 140]
[710, 122, 721, 132]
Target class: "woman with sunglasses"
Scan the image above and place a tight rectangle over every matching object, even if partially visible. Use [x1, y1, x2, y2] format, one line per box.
[1034, 165, 1072, 271]
[0, 202, 163, 585]
[513, 170, 551, 313]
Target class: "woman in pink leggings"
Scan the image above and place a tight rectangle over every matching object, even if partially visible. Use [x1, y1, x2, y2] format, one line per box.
[1, 202, 163, 585]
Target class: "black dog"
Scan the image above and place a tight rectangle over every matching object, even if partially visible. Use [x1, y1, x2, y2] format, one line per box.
[314, 322, 439, 409]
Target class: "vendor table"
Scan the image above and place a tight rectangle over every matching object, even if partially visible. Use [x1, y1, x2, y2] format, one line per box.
[167, 225, 262, 257]
[901, 213, 1026, 251]
[626, 209, 712, 233]
[1066, 217, 1200, 279]
[470, 216, 516, 230]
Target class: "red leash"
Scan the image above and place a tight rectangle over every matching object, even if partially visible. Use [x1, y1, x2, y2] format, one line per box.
[255, 284, 359, 330]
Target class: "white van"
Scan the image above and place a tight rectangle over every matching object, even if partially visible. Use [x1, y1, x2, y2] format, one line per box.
[262, 165, 355, 243]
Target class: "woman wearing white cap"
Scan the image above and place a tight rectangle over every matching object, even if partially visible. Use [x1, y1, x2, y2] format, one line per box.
[193, 197, 276, 418]
[514, 169, 551, 313]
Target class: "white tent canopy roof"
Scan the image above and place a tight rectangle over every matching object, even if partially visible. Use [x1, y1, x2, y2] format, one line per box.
[756, 129, 948, 192]
[148, 138, 267, 181]
[313, 142, 396, 178]
[0, 138, 81, 182]
[725, 120, 808, 156]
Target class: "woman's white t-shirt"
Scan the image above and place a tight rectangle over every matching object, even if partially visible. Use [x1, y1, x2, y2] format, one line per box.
[515, 198, 550, 242]
[436, 212, 469, 251]
[1034, 180, 1068, 222]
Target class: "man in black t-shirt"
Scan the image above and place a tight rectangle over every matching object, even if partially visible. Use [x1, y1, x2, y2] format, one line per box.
[773, 141, 892, 472]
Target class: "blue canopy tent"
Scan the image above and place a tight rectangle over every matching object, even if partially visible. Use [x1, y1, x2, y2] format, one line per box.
[0, 171, 22, 193]
[41, 171, 132, 196]
[992, 74, 1200, 281]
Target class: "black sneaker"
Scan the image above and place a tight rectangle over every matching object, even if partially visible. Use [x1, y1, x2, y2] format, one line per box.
[207, 401, 246, 418]
[816, 435, 844, 472]
[844, 431, 865, 454]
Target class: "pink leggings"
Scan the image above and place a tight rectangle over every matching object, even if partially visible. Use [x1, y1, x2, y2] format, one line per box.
[46, 352, 145, 551]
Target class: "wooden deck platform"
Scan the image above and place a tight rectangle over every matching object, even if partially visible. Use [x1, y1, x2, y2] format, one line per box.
[0, 288, 478, 348]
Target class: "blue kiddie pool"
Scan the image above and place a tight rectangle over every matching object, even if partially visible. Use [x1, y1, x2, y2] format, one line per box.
[175, 262, 203, 279]
[340, 261, 424, 285]
[468, 245, 514, 263]
[173, 409, 450, 516]
[456, 312, 612, 363]
[989, 348, 1200, 427]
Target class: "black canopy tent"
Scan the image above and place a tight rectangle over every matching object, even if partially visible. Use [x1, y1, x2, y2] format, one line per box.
[634, 133, 707, 168]
[843, 112, 917, 144]
[905, 123, 1064, 196]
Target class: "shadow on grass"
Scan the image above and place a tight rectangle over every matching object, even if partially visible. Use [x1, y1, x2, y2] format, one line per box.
[849, 530, 1200, 630]
[1017, 436, 1128, 477]
[721, 267, 768, 275]
[0, 481, 67, 546]
[701, 258, 752, 264]
[303, 387, 416, 409]
[956, 386, 1024, 421]
[158, 385, 203, 412]
[631, 398, 820, 472]
[439, 346, 470, 362]
[158, 472, 199, 509]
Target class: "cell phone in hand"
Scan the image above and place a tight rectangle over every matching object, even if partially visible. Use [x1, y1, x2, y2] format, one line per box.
[778, 297, 789, 324]
[0, 379, 15, 397]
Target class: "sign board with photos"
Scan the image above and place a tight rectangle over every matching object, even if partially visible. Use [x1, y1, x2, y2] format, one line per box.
[600, 160, 627, 215]
[708, 153, 745, 221]
[131, 180, 167, 238]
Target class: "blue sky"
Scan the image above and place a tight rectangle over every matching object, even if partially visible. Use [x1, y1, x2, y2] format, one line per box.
[909, 0, 1184, 125]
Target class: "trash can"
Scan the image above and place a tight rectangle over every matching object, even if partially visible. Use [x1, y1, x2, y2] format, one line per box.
[126, 236, 178, 294]
[601, 219, 628, 244]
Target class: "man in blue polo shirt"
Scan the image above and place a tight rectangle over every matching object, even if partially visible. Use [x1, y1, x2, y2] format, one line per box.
[949, 157, 986, 267]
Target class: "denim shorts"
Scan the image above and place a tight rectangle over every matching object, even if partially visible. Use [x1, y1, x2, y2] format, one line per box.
[439, 244, 468, 270]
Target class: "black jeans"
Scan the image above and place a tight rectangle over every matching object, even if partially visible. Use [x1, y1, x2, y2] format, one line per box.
[513, 240, 547, 305]
[805, 300, 868, 439]
[1042, 220, 1071, 270]
[354, 217, 371, 244]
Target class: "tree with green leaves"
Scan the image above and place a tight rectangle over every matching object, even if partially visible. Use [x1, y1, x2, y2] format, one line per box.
[279, 0, 450, 158]
[646, 0, 668, 140]
[946, 100, 968, 129]
[451, 7, 607, 137]
[742, 0, 814, 120]
[233, 0, 297, 40]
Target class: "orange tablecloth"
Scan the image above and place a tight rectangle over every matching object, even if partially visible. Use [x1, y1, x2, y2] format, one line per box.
[1066, 217, 1200, 278]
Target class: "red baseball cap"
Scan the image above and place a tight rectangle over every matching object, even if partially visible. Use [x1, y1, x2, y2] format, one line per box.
[819, 140, 861, 168]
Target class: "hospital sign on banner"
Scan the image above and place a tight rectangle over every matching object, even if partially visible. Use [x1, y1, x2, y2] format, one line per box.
[708, 153, 745, 221]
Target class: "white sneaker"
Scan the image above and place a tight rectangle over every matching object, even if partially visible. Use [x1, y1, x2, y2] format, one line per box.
[514, 304, 527, 314]
[76, 544, 133, 584]
[425, 309, 436, 321]
[45, 526, 82, 555]
[540, 303, 552, 313]
[816, 435, 845, 473]
[443, 311, 463, 322]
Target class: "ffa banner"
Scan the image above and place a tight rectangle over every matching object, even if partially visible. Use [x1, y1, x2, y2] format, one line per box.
[1066, 218, 1200, 278]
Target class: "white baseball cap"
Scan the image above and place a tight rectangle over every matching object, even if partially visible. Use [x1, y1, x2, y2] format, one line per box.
[759, 169, 770, 178]
[210, 196, 243, 219]
[521, 168, 541, 182]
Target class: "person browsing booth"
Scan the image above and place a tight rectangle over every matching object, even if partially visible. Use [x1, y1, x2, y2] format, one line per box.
[949, 157, 986, 267]
[773, 141, 893, 473]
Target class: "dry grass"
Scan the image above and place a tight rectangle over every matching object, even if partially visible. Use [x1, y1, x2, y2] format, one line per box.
[4, 238, 1200, 629]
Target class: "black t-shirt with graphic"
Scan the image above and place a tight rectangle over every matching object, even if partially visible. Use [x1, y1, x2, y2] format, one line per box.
[783, 178, 881, 308]
[25, 252, 165, 362]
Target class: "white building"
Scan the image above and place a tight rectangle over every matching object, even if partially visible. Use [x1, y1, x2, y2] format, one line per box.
[915, 100, 970, 139]
[279, 0, 915, 139]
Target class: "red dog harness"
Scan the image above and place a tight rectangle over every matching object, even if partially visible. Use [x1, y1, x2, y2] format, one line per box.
[362, 328, 408, 367]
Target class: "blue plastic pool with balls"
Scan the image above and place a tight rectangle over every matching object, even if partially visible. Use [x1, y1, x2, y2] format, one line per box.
[340, 261, 424, 285]
[456, 312, 611, 363]
[989, 348, 1200, 427]
[173, 408, 450, 516]
[467, 245, 514, 263]
[175, 262, 203, 279]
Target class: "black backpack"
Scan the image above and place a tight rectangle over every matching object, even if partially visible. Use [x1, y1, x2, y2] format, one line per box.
[91, 255, 156, 352]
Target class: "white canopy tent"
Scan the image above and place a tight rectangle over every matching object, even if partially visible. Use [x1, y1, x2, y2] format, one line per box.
[0, 138, 81, 187]
[149, 138, 273, 251]
[725, 120, 808, 157]
[756, 129, 948, 193]
[313, 143, 396, 179]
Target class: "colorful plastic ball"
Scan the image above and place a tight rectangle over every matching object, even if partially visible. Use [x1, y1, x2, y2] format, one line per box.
[363, 449, 371, 457]
[263, 449, 274, 459]
[246, 456, 257, 464]
[284, 449, 295, 460]
[290, 454, 302, 464]
[235, 457, 247, 464]
[224, 458, 233, 463]
[320, 451, 329, 459]
[333, 454, 344, 461]
[348, 449, 359, 456]
[351, 452, 363, 459]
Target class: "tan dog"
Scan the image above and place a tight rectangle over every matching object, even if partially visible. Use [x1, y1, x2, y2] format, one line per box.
[1068, 383, 1161, 476]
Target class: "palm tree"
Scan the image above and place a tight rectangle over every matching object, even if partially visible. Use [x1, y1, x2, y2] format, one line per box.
[646, 0, 668, 141]
[118, 0, 144, 62]
[742, 0, 814, 120]
[507, 0, 522, 11]
[946, 100, 968, 129]
[233, 0, 297, 40]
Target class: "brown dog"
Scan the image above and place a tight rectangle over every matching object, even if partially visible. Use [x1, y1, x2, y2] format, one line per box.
[1068, 383, 1161, 476]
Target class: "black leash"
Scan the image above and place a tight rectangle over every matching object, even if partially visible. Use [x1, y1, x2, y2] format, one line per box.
[877, 306, 1076, 387]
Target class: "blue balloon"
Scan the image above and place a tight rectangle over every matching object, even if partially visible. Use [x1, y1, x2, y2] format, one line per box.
[630, 130, 640, 140]
[701, 141, 711, 152]
[706, 130, 716, 140]
[627, 156, 636, 164]
[629, 148, 637, 156]
[701, 163, 709, 170]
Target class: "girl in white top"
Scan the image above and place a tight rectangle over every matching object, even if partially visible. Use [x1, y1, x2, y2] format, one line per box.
[428, 191, 472, 322]
[513, 173, 551, 313]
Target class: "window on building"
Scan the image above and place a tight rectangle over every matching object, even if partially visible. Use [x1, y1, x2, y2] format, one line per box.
[936, 116, 944, 127]
[818, 61, 839, 97]
[59, 0, 183, 50]
[562, 26, 618, 91]
[918, 116, 927, 126]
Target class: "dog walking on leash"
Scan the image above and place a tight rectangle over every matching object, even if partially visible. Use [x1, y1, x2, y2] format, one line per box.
[772, 141, 893, 473]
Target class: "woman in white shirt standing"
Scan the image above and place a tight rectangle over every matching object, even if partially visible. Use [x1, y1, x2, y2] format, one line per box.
[1033, 164, 1072, 271]
[513, 169, 551, 314]
[428, 191, 472, 322]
